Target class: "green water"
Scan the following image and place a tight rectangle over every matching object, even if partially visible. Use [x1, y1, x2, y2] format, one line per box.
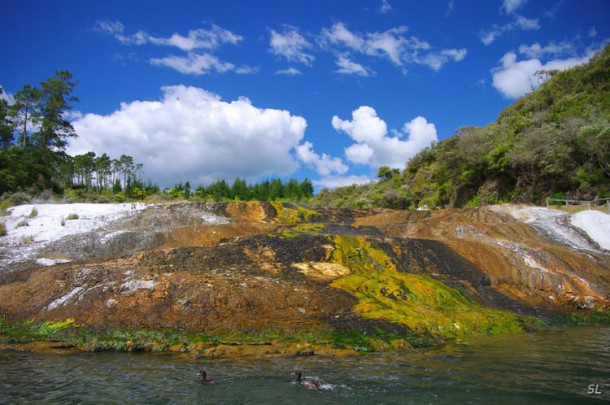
[1, 327, 608, 404]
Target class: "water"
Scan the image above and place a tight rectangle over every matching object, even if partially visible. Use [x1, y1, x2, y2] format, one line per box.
[1, 327, 609, 404]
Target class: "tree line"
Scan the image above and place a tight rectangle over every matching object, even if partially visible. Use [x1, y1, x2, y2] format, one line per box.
[169, 177, 314, 201]
[1, 71, 314, 203]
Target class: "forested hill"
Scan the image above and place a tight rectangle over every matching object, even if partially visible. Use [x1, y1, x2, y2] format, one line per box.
[314, 44, 610, 209]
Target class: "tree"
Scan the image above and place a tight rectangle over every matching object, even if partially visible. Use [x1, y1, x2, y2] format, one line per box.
[35, 70, 78, 150]
[119, 154, 134, 188]
[269, 178, 284, 200]
[285, 178, 301, 199]
[10, 83, 41, 147]
[184, 181, 191, 200]
[94, 153, 112, 191]
[73, 152, 96, 190]
[299, 178, 314, 199]
[231, 177, 248, 201]
[377, 166, 393, 180]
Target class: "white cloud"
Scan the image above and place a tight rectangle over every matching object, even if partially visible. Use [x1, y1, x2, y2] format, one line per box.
[95, 21, 247, 76]
[480, 14, 539, 45]
[514, 15, 539, 30]
[275, 67, 303, 76]
[421, 48, 467, 71]
[312, 175, 373, 189]
[501, 0, 527, 14]
[95, 20, 126, 36]
[332, 106, 438, 169]
[445, 0, 455, 17]
[364, 27, 410, 65]
[319, 22, 366, 51]
[379, 0, 392, 14]
[321, 23, 409, 65]
[480, 28, 501, 46]
[518, 41, 574, 58]
[269, 26, 315, 66]
[69, 85, 307, 186]
[335, 55, 374, 76]
[148, 25, 242, 51]
[0, 86, 15, 104]
[491, 49, 594, 98]
[296, 141, 348, 176]
[589, 27, 597, 38]
[344, 143, 375, 165]
[96, 21, 242, 51]
[150, 53, 235, 75]
[320, 22, 465, 71]
[234, 65, 260, 75]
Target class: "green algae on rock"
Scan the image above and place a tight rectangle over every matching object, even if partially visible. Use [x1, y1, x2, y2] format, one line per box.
[328, 235, 544, 339]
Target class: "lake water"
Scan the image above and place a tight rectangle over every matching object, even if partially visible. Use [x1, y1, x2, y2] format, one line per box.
[1, 326, 609, 404]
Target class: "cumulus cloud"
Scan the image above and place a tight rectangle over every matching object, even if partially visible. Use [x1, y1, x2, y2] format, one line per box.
[296, 141, 348, 176]
[69, 86, 307, 186]
[491, 46, 595, 98]
[332, 106, 438, 169]
[319, 22, 466, 72]
[269, 25, 315, 66]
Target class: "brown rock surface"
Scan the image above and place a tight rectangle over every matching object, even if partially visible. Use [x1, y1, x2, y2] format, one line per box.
[0, 202, 608, 352]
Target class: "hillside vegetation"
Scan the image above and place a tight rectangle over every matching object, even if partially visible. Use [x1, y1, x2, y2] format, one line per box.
[314, 44, 610, 209]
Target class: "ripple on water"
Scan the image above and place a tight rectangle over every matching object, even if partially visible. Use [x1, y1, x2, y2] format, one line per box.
[0, 327, 608, 404]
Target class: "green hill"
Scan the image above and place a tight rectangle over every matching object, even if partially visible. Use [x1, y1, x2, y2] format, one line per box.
[314, 44, 610, 209]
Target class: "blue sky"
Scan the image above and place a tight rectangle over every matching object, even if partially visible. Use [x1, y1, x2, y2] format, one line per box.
[1, 0, 608, 189]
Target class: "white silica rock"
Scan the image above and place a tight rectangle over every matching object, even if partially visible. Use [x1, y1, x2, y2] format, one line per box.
[571, 210, 610, 251]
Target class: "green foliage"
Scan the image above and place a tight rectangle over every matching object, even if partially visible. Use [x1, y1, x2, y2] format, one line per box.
[28, 207, 38, 218]
[564, 309, 610, 326]
[0, 221, 6, 236]
[35, 70, 78, 149]
[315, 45, 610, 208]
[313, 177, 413, 210]
[192, 178, 314, 202]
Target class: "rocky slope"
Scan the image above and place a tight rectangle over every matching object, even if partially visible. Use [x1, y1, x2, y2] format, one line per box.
[0, 202, 608, 355]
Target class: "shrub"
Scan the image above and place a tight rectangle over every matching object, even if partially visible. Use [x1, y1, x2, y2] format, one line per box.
[0, 199, 11, 216]
[29, 207, 38, 218]
[67, 213, 79, 220]
[0, 222, 6, 236]
[8, 192, 31, 206]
